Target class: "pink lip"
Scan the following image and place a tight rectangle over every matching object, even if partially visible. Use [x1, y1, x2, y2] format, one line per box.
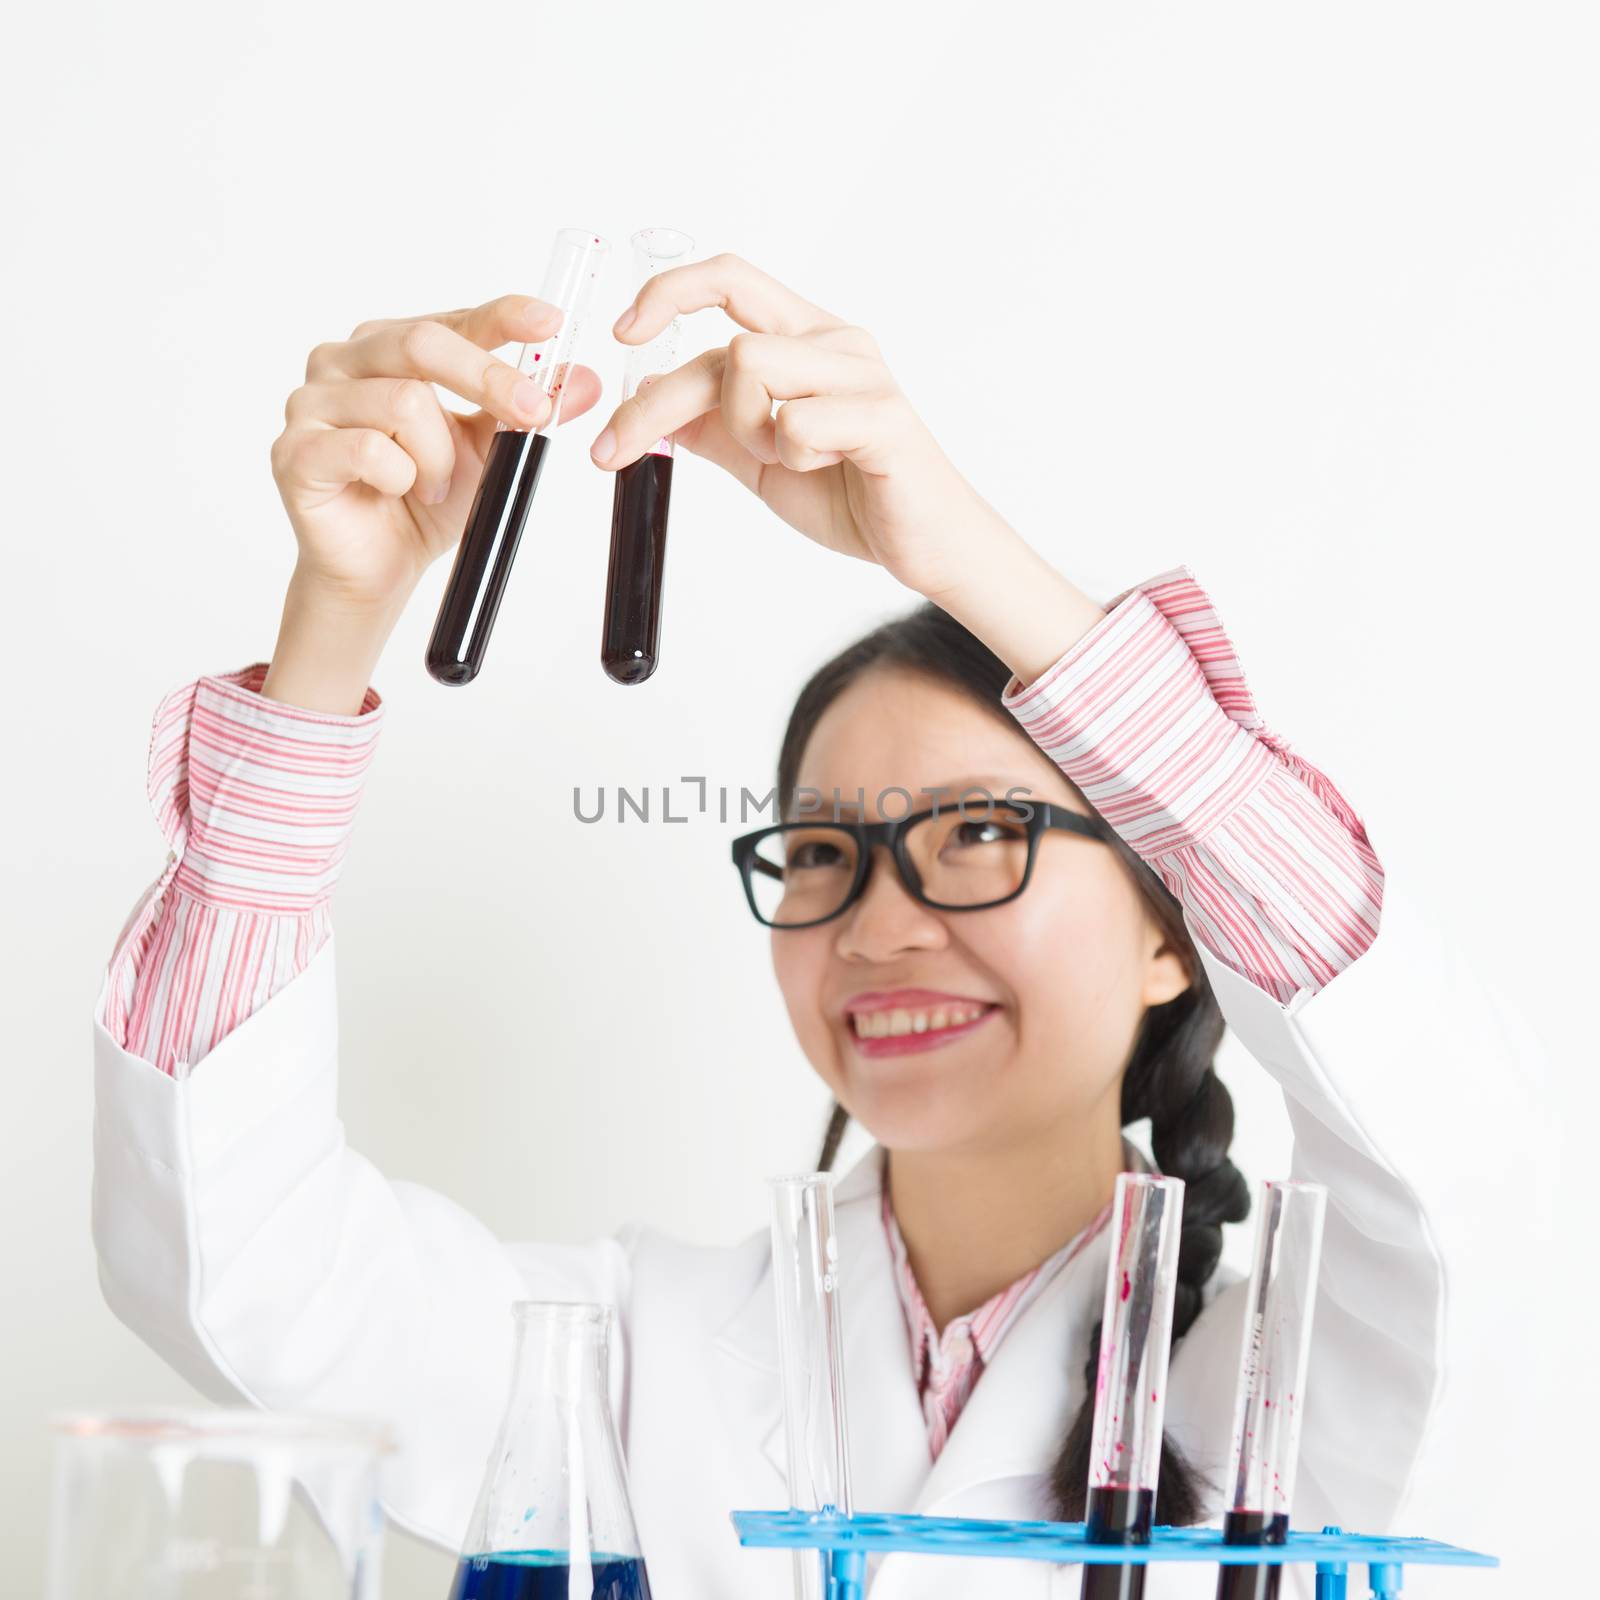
[842, 987, 994, 1016]
[841, 988, 1001, 1060]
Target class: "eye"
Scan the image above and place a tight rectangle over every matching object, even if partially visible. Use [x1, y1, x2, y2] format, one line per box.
[949, 816, 1026, 848]
[788, 838, 850, 871]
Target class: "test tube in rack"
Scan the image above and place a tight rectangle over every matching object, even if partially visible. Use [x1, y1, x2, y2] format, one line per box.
[1217, 1180, 1327, 1600]
[1083, 1172, 1186, 1600]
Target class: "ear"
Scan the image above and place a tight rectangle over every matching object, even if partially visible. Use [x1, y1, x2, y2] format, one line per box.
[1141, 933, 1193, 1008]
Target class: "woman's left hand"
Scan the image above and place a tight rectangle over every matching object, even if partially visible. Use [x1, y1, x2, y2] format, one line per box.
[588, 253, 1005, 606]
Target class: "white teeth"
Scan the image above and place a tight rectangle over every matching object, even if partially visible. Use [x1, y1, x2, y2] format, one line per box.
[851, 1003, 988, 1038]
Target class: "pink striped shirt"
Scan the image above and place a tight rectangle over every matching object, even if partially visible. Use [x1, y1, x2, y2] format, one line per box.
[882, 1186, 1113, 1462]
[103, 663, 384, 1077]
[101, 565, 1384, 1447]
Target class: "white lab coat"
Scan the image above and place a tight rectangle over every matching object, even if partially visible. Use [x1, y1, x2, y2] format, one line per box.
[90, 859, 1523, 1600]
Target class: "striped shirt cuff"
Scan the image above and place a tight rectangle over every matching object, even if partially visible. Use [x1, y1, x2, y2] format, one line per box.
[148, 662, 385, 915]
[1002, 584, 1276, 856]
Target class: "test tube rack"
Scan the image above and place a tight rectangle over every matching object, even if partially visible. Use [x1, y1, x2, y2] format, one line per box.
[731, 1509, 1497, 1600]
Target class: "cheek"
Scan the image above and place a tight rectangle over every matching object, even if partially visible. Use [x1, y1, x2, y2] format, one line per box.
[771, 932, 836, 1061]
[980, 867, 1148, 1044]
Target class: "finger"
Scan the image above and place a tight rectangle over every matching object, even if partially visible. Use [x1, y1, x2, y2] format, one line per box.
[592, 338, 880, 471]
[347, 294, 562, 350]
[720, 332, 882, 465]
[671, 407, 764, 493]
[591, 350, 724, 470]
[772, 394, 915, 474]
[273, 425, 417, 501]
[310, 303, 566, 430]
[286, 379, 458, 504]
[545, 361, 604, 426]
[614, 252, 847, 346]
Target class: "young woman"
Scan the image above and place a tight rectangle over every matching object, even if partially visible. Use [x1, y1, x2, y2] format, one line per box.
[92, 255, 1490, 1599]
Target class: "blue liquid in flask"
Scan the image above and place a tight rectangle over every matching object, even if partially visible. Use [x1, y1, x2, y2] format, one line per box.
[448, 1551, 653, 1600]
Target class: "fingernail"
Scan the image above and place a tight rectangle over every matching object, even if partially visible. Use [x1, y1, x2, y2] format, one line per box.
[613, 306, 637, 337]
[513, 379, 544, 417]
[591, 427, 617, 464]
[430, 480, 451, 505]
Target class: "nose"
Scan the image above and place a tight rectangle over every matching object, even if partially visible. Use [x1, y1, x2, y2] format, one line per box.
[833, 844, 947, 962]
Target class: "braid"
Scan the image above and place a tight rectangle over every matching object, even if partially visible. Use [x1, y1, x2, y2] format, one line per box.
[816, 1102, 850, 1173]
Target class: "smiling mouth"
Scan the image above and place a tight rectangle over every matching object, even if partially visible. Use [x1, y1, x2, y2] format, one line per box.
[845, 1001, 1000, 1058]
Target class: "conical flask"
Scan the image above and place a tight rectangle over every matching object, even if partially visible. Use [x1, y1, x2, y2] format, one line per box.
[449, 1302, 652, 1600]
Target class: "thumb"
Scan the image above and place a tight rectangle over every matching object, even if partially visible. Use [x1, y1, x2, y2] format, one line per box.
[672, 407, 765, 495]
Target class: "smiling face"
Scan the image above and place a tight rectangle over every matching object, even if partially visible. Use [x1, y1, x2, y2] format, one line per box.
[773, 667, 1191, 1161]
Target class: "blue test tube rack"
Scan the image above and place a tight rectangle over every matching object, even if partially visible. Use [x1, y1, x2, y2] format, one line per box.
[731, 1509, 1497, 1600]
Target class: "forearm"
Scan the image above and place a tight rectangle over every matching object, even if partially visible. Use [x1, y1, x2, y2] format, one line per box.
[261, 566, 414, 716]
[926, 506, 1108, 690]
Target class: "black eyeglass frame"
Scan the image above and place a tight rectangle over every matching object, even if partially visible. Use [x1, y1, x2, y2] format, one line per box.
[730, 801, 1117, 930]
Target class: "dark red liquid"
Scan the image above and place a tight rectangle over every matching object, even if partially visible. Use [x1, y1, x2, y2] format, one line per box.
[601, 451, 673, 685]
[426, 429, 549, 686]
[1215, 1509, 1290, 1600]
[1081, 1486, 1154, 1600]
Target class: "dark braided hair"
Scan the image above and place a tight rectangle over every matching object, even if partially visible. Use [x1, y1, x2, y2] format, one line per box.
[777, 600, 1250, 1526]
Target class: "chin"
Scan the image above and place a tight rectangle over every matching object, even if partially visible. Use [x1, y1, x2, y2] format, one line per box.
[837, 1078, 994, 1155]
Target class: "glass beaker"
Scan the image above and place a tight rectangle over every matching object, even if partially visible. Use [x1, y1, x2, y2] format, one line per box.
[46, 1408, 394, 1599]
[450, 1302, 651, 1600]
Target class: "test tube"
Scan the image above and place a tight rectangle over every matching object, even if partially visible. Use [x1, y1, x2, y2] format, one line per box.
[426, 227, 611, 686]
[600, 227, 695, 685]
[1082, 1172, 1186, 1600]
[769, 1173, 854, 1600]
[1216, 1181, 1327, 1600]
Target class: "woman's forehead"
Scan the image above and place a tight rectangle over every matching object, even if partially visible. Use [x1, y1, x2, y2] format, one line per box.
[795, 668, 1078, 810]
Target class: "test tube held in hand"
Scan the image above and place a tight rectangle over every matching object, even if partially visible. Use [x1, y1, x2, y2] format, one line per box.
[601, 227, 695, 685]
[769, 1173, 853, 1600]
[425, 228, 610, 686]
[1082, 1172, 1186, 1600]
[1216, 1181, 1327, 1600]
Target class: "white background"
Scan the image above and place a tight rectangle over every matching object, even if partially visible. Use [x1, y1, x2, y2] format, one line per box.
[2, 1, 1594, 1594]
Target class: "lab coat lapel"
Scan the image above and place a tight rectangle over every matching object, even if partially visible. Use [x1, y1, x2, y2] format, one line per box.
[913, 1219, 1112, 1517]
[708, 1147, 930, 1515]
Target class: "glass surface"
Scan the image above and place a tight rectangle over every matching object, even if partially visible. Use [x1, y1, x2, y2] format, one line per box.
[426, 227, 609, 687]
[45, 1408, 393, 1599]
[1087, 1173, 1186, 1497]
[769, 1174, 854, 1600]
[1225, 1180, 1327, 1520]
[451, 1303, 652, 1600]
[748, 804, 1037, 924]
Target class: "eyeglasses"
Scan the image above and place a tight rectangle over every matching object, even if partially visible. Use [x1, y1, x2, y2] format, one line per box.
[730, 801, 1116, 929]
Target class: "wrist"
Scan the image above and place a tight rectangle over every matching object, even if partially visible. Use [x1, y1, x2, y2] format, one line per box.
[924, 522, 1108, 690]
[260, 568, 409, 715]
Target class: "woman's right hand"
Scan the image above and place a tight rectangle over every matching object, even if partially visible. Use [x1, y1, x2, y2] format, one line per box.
[272, 295, 602, 611]
[261, 295, 602, 713]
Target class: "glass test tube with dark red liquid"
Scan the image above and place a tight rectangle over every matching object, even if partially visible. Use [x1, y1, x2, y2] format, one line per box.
[1082, 1173, 1185, 1600]
[1215, 1181, 1326, 1600]
[426, 228, 610, 686]
[601, 228, 695, 685]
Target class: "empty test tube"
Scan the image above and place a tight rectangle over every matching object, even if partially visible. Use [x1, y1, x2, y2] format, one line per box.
[1216, 1181, 1327, 1600]
[426, 227, 610, 686]
[1082, 1172, 1186, 1600]
[769, 1173, 854, 1600]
